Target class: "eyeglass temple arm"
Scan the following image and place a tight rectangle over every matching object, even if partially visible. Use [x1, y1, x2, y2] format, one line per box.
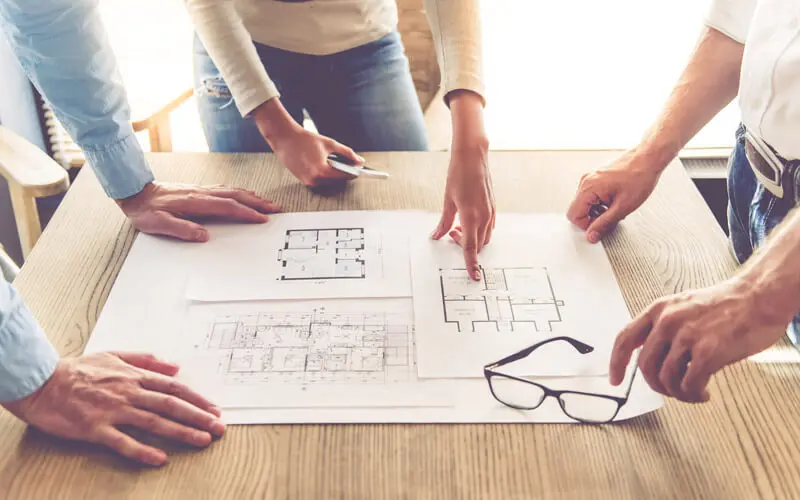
[485, 336, 594, 370]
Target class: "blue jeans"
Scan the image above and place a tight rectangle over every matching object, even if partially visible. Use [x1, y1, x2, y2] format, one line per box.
[192, 32, 429, 153]
[727, 124, 800, 343]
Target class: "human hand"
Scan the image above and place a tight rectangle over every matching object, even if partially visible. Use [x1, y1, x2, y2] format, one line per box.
[253, 99, 362, 188]
[609, 278, 789, 403]
[432, 91, 495, 281]
[2, 352, 224, 466]
[566, 150, 662, 243]
[118, 182, 280, 242]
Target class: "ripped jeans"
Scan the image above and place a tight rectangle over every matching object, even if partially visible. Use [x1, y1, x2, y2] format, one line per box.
[192, 32, 429, 153]
[727, 124, 800, 344]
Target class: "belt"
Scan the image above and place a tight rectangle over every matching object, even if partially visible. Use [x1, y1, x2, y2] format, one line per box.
[744, 129, 800, 205]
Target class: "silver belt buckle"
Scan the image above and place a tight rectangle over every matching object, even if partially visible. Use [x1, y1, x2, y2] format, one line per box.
[744, 130, 786, 199]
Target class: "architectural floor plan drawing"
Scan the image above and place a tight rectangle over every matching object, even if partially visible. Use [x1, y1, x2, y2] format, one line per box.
[440, 267, 565, 333]
[204, 308, 412, 385]
[277, 228, 366, 281]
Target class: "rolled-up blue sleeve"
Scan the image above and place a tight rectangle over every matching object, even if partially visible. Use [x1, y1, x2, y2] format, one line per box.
[0, 280, 59, 403]
[0, 0, 154, 199]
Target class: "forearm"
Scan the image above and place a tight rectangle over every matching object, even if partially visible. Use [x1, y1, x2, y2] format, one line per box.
[449, 91, 488, 151]
[185, 0, 279, 117]
[0, 0, 153, 199]
[635, 27, 744, 172]
[736, 209, 800, 326]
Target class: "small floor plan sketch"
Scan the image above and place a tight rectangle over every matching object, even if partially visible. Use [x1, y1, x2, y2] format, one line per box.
[202, 309, 412, 385]
[440, 267, 565, 333]
[277, 228, 366, 281]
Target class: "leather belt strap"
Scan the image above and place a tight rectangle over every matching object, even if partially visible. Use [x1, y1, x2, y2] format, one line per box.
[744, 129, 800, 205]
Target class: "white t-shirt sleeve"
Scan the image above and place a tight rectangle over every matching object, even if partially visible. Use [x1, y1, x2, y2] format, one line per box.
[185, 0, 280, 117]
[705, 0, 759, 44]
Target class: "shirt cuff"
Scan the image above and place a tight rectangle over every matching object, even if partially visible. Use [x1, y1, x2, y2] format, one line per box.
[705, 0, 757, 44]
[0, 285, 59, 403]
[442, 75, 486, 107]
[82, 134, 155, 199]
[235, 81, 281, 119]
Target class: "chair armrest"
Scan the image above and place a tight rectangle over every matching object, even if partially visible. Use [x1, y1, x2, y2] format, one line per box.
[0, 125, 69, 198]
[131, 88, 194, 133]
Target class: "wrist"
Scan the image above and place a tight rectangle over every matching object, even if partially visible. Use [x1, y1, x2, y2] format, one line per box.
[116, 182, 155, 211]
[449, 90, 488, 152]
[735, 272, 798, 329]
[631, 134, 682, 175]
[252, 98, 302, 146]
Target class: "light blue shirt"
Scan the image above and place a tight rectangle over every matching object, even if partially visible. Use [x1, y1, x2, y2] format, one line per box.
[0, 0, 155, 401]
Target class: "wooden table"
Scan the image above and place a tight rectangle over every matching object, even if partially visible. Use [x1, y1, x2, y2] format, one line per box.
[3, 151, 800, 499]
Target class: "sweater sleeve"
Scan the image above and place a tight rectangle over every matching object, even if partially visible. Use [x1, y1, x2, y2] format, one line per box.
[424, 0, 486, 106]
[184, 0, 280, 117]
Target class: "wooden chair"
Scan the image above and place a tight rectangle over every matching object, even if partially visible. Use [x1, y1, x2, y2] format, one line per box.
[0, 125, 70, 271]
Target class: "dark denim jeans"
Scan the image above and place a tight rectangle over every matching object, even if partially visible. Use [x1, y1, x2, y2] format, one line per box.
[193, 32, 429, 153]
[727, 124, 800, 343]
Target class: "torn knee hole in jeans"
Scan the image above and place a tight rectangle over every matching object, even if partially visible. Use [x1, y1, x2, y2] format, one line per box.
[196, 77, 235, 109]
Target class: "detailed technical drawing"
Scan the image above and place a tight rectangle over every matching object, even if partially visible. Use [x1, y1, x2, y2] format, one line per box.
[439, 267, 565, 333]
[277, 228, 366, 281]
[203, 308, 413, 385]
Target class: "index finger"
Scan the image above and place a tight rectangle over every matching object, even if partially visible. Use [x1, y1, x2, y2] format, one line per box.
[461, 223, 481, 281]
[206, 188, 282, 214]
[566, 190, 603, 230]
[170, 195, 269, 223]
[140, 374, 222, 419]
[609, 309, 654, 385]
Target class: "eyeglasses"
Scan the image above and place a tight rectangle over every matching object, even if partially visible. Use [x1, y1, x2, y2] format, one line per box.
[483, 336, 637, 423]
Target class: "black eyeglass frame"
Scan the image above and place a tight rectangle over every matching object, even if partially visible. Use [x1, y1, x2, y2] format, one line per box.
[483, 336, 638, 424]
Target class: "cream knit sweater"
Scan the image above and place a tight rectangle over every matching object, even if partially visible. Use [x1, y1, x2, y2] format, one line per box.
[185, 0, 484, 117]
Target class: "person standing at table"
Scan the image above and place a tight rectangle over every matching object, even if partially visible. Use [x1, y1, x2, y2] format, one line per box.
[567, 0, 800, 403]
[186, 0, 495, 280]
[0, 0, 283, 465]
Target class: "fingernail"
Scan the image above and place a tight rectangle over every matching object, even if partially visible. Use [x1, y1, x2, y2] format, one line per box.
[587, 231, 600, 243]
[472, 267, 482, 281]
[210, 405, 222, 417]
[195, 432, 212, 446]
[149, 451, 168, 466]
[211, 420, 226, 436]
[358, 155, 366, 162]
[195, 229, 209, 242]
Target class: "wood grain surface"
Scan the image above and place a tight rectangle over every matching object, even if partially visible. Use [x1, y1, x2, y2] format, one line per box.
[2, 151, 797, 500]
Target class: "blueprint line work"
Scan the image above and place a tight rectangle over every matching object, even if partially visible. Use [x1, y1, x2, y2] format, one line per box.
[439, 267, 565, 333]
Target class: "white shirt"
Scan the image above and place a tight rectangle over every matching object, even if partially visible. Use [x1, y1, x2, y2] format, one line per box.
[707, 0, 800, 160]
[184, 0, 484, 118]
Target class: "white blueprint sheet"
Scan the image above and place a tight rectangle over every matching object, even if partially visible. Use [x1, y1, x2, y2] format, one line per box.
[86, 221, 662, 424]
[186, 211, 414, 302]
[220, 356, 662, 424]
[177, 299, 453, 408]
[411, 213, 633, 379]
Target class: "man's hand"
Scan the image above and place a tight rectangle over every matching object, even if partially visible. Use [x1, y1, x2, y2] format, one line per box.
[253, 99, 361, 188]
[432, 91, 495, 281]
[2, 352, 225, 466]
[567, 151, 662, 243]
[609, 279, 788, 403]
[118, 183, 281, 242]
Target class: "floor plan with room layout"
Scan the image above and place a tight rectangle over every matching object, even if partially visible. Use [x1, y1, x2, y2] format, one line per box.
[203, 309, 413, 385]
[439, 267, 565, 333]
[276, 228, 366, 281]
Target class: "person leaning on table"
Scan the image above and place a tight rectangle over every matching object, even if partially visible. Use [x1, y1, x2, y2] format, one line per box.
[0, 0, 283, 466]
[185, 0, 495, 280]
[568, 0, 800, 403]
